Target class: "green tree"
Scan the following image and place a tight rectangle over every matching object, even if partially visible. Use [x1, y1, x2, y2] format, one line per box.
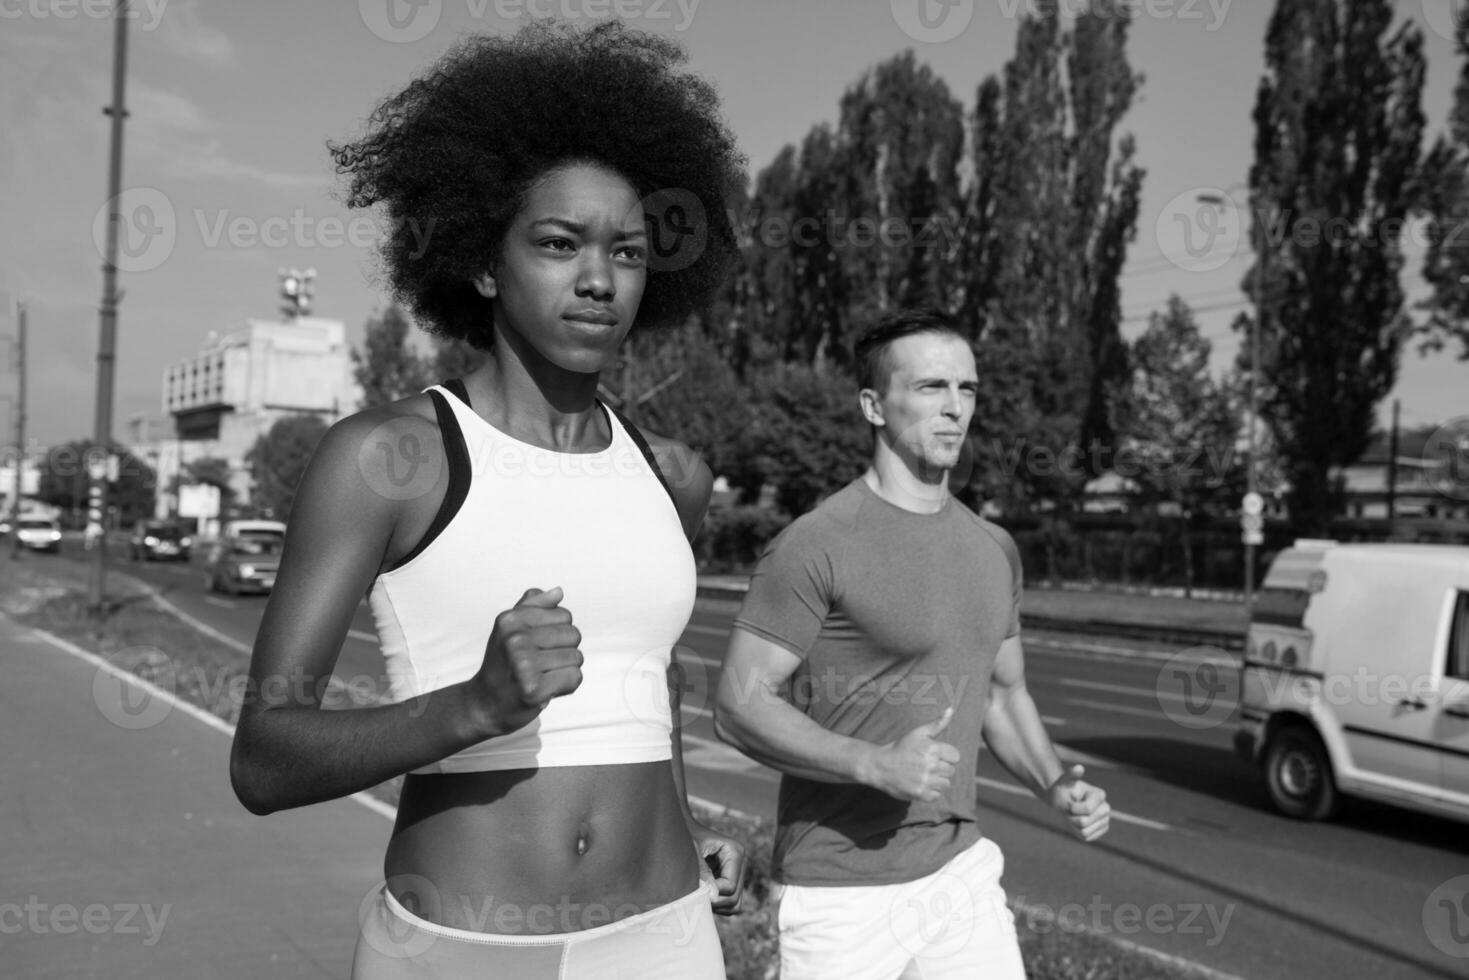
[245, 416, 329, 522]
[181, 455, 237, 518]
[1119, 296, 1243, 593]
[964, 0, 1145, 512]
[1248, 0, 1426, 532]
[737, 362, 870, 515]
[1418, 7, 1469, 359]
[36, 441, 156, 527]
[604, 321, 751, 482]
[352, 304, 432, 408]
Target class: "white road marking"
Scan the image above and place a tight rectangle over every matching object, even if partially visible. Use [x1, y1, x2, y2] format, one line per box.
[202, 596, 235, 609]
[975, 776, 1177, 831]
[347, 630, 378, 644]
[1061, 696, 1171, 721]
[1060, 677, 1238, 709]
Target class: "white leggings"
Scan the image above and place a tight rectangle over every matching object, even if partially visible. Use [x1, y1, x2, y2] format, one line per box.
[351, 880, 725, 979]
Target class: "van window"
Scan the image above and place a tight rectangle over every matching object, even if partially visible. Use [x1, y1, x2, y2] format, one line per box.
[1449, 591, 1469, 682]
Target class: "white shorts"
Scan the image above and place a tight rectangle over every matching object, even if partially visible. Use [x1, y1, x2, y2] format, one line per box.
[776, 836, 1026, 980]
[351, 879, 725, 979]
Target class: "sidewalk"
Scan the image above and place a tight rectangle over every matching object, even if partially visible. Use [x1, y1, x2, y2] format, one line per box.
[0, 614, 392, 980]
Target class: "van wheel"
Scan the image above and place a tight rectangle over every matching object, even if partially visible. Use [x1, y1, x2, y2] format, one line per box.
[1265, 727, 1338, 820]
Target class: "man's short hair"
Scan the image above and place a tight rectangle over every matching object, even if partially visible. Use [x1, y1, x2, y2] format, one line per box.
[854, 308, 966, 394]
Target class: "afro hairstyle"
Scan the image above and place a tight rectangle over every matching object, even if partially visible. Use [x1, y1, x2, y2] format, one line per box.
[330, 19, 747, 350]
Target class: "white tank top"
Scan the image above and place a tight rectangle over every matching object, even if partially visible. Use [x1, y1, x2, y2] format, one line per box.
[368, 382, 696, 774]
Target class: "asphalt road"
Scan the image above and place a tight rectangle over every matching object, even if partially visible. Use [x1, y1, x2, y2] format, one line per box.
[31, 547, 1469, 979]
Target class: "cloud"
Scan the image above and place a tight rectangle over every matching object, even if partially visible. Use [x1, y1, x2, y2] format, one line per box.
[153, 0, 237, 69]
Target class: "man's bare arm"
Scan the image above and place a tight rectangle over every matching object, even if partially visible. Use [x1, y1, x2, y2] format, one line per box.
[714, 628, 957, 803]
[982, 635, 1110, 840]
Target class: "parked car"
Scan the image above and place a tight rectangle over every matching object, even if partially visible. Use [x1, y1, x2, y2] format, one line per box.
[130, 520, 193, 562]
[14, 517, 62, 553]
[204, 530, 284, 595]
[1235, 540, 1469, 824]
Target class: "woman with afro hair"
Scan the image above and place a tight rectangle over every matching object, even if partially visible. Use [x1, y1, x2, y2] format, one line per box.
[229, 20, 748, 978]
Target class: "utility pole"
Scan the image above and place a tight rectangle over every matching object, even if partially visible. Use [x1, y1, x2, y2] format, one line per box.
[88, 0, 130, 613]
[1386, 398, 1400, 522]
[10, 303, 25, 558]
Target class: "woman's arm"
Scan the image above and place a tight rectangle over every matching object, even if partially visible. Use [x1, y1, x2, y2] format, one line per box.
[646, 433, 746, 913]
[229, 407, 583, 814]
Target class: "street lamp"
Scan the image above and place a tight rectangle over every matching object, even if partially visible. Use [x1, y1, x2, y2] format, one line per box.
[1196, 189, 1264, 604]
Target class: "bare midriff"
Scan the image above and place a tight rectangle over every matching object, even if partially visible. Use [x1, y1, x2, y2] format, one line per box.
[383, 760, 699, 934]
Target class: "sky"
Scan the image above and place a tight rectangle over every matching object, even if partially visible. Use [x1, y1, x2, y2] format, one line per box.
[0, 0, 1466, 453]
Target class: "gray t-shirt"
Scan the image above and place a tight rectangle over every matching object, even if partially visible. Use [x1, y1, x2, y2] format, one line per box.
[732, 477, 1022, 886]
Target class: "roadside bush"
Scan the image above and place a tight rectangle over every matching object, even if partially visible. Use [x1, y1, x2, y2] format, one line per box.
[696, 506, 791, 571]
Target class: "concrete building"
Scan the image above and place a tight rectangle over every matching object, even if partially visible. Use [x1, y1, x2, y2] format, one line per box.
[159, 314, 359, 525]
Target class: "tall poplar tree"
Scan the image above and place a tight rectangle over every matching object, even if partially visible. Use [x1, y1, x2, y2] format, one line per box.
[1248, 0, 1425, 532]
[964, 1, 1145, 510]
[1419, 8, 1469, 358]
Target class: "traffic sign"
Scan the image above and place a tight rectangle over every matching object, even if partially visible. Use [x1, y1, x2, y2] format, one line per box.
[1241, 513, 1264, 534]
[1243, 529, 1264, 546]
[1242, 492, 1264, 516]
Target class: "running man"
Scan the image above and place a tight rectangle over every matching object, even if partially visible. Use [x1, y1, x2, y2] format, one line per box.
[714, 308, 1110, 979]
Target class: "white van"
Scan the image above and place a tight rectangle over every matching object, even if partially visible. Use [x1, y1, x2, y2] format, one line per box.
[1235, 541, 1469, 823]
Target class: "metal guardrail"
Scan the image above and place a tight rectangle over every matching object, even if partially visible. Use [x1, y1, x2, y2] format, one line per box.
[697, 583, 1246, 653]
